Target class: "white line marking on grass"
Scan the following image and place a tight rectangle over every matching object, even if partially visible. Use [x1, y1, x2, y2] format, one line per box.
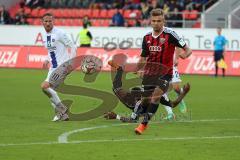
[58, 123, 128, 143]
[58, 118, 240, 143]
[0, 142, 58, 147]
[1, 135, 240, 147]
[0, 118, 240, 147]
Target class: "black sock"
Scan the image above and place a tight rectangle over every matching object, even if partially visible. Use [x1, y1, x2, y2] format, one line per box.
[141, 103, 159, 125]
[215, 64, 218, 77]
[222, 68, 225, 77]
[113, 67, 123, 89]
[160, 96, 172, 107]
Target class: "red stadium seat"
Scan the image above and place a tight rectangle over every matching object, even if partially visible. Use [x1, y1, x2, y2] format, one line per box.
[33, 18, 41, 25]
[26, 18, 34, 24]
[62, 19, 73, 26]
[82, 9, 92, 18]
[92, 9, 100, 18]
[75, 9, 85, 18]
[102, 19, 110, 26]
[72, 19, 83, 26]
[50, 9, 63, 18]
[99, 9, 108, 18]
[189, 10, 199, 20]
[127, 19, 135, 26]
[24, 7, 31, 15]
[123, 9, 132, 18]
[39, 8, 47, 17]
[193, 21, 201, 28]
[91, 19, 110, 26]
[123, 9, 141, 19]
[31, 9, 40, 18]
[107, 9, 123, 18]
[107, 9, 117, 18]
[182, 10, 191, 20]
[92, 19, 101, 26]
[71, 9, 78, 18]
[54, 19, 63, 26]
[61, 9, 72, 18]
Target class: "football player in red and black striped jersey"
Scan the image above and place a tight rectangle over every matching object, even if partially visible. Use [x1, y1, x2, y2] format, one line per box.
[134, 8, 192, 135]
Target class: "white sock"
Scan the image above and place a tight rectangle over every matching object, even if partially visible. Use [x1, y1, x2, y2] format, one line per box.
[164, 105, 173, 115]
[162, 93, 169, 101]
[116, 115, 121, 120]
[180, 88, 183, 94]
[45, 88, 61, 106]
[51, 103, 56, 109]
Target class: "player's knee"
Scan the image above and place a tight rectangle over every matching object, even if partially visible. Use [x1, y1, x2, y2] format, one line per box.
[174, 87, 181, 94]
[41, 82, 50, 89]
[151, 93, 161, 103]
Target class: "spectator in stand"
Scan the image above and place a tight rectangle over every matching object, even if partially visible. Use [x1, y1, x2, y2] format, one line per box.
[134, 18, 141, 27]
[0, 4, 12, 24]
[140, 1, 151, 26]
[74, 0, 93, 8]
[112, 0, 124, 9]
[158, 0, 164, 8]
[26, 0, 44, 8]
[163, 3, 170, 14]
[15, 8, 28, 25]
[151, 0, 161, 10]
[182, 6, 191, 20]
[168, 0, 178, 11]
[111, 9, 125, 26]
[66, 0, 74, 8]
[168, 7, 182, 28]
[123, 0, 141, 10]
[83, 15, 92, 27]
[100, 0, 114, 9]
[50, 0, 60, 8]
[192, 0, 208, 11]
[176, 0, 185, 11]
[43, 0, 51, 8]
[58, 0, 67, 8]
[19, 0, 26, 8]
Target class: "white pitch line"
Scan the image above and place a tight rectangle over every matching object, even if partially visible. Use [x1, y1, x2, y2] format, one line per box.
[58, 123, 128, 143]
[58, 118, 240, 143]
[0, 118, 240, 147]
[1, 135, 240, 147]
[69, 135, 240, 143]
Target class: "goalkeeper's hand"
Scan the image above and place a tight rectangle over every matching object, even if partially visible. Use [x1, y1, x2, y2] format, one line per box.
[103, 112, 117, 119]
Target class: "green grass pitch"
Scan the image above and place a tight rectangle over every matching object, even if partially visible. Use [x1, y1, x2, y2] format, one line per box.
[0, 68, 240, 160]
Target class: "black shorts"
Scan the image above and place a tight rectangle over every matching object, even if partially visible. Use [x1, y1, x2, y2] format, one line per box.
[142, 74, 172, 97]
[214, 50, 224, 62]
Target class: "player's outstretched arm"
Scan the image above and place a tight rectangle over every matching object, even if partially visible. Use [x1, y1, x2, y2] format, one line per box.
[179, 45, 192, 59]
[134, 57, 146, 73]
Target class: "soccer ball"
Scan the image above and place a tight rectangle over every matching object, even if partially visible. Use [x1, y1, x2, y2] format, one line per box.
[81, 58, 97, 74]
[81, 60, 96, 74]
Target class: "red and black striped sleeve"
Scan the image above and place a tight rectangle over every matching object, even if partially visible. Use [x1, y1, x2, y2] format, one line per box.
[141, 35, 149, 57]
[169, 30, 186, 48]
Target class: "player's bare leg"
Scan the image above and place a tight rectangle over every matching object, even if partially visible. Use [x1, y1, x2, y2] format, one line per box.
[171, 83, 190, 107]
[41, 81, 68, 121]
[172, 82, 187, 113]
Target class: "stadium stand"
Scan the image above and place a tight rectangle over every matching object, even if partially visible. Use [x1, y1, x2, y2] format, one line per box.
[3, 0, 217, 27]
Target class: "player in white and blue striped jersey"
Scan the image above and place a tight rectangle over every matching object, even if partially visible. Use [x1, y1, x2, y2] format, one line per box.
[41, 13, 77, 122]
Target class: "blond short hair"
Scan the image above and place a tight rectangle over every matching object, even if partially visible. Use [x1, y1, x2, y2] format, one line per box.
[150, 8, 164, 17]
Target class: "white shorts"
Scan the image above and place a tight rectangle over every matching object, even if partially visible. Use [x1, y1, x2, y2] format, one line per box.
[171, 66, 182, 83]
[45, 68, 56, 82]
[45, 62, 70, 89]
